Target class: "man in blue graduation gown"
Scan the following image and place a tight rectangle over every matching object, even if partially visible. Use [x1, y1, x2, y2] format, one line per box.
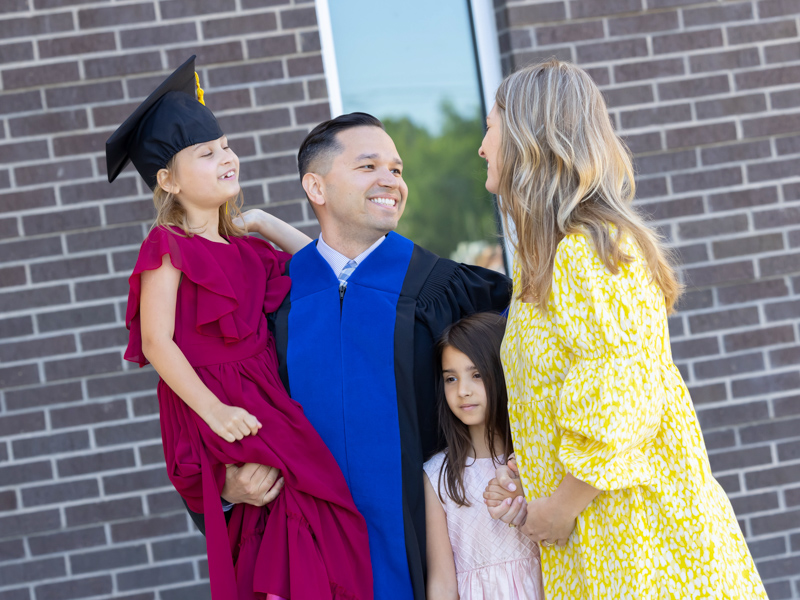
[194, 113, 510, 599]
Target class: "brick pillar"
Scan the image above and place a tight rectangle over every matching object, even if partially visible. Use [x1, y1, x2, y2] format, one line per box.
[495, 0, 800, 597]
[0, 1, 327, 598]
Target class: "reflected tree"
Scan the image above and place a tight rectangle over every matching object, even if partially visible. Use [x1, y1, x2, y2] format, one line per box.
[383, 103, 500, 259]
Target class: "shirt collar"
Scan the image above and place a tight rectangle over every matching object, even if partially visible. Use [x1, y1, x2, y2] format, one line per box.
[317, 233, 386, 276]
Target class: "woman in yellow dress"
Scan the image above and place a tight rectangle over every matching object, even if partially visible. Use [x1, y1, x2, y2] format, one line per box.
[480, 60, 767, 598]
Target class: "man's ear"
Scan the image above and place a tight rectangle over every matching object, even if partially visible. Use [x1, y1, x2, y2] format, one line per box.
[156, 168, 179, 195]
[302, 173, 325, 209]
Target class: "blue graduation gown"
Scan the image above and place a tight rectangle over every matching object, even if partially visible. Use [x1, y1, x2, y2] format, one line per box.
[272, 233, 510, 600]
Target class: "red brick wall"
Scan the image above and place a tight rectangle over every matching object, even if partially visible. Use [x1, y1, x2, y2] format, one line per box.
[495, 1, 800, 597]
[0, 1, 324, 598]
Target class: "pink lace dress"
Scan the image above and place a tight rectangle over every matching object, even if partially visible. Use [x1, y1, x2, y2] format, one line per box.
[423, 453, 544, 600]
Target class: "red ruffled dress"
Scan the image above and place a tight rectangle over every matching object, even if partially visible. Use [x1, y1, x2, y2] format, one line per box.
[124, 226, 373, 600]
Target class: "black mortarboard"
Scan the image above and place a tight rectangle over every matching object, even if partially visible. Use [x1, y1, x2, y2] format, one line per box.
[105, 55, 224, 191]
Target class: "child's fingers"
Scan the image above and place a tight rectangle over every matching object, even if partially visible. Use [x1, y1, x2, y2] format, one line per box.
[487, 497, 515, 520]
[483, 486, 508, 503]
[243, 413, 261, 435]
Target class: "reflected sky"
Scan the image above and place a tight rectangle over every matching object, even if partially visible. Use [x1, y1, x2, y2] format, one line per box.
[329, 0, 482, 134]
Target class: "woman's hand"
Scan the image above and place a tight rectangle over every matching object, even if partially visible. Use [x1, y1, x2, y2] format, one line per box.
[201, 402, 262, 443]
[483, 477, 522, 507]
[495, 456, 521, 491]
[485, 457, 528, 527]
[484, 456, 522, 507]
[522, 496, 576, 548]
[488, 494, 528, 528]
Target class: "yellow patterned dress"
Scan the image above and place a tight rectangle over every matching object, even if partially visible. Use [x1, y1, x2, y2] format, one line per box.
[501, 233, 766, 599]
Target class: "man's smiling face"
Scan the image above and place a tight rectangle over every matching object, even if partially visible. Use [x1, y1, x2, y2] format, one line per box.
[318, 126, 408, 240]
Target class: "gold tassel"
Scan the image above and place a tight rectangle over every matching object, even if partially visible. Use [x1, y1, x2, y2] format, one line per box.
[195, 72, 206, 106]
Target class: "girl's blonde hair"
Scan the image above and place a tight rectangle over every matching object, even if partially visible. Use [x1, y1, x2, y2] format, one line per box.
[494, 59, 682, 311]
[152, 154, 247, 238]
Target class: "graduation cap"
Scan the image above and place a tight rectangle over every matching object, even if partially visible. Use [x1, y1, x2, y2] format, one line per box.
[106, 55, 224, 191]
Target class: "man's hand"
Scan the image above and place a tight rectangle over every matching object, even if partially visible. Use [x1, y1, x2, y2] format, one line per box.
[221, 463, 284, 506]
[521, 496, 576, 548]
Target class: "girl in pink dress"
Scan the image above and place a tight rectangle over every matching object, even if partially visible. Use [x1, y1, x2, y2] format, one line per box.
[106, 56, 372, 600]
[423, 313, 544, 600]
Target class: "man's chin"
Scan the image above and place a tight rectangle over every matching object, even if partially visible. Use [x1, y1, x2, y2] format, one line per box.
[371, 218, 400, 234]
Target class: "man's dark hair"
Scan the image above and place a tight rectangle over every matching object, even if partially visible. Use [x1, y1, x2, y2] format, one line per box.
[297, 112, 384, 178]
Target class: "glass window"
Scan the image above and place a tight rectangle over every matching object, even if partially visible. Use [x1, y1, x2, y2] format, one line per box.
[326, 0, 505, 272]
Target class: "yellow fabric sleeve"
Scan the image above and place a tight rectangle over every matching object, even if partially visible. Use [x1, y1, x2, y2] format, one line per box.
[551, 234, 665, 491]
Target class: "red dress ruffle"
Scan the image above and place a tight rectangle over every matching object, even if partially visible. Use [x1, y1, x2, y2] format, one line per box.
[125, 226, 373, 600]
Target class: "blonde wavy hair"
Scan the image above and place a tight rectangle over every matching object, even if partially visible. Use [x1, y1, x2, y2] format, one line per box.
[494, 59, 682, 312]
[152, 154, 247, 238]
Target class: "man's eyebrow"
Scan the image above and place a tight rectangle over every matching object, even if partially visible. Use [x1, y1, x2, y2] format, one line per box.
[354, 152, 403, 167]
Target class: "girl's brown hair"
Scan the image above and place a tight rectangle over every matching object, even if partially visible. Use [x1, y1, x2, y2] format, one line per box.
[434, 312, 513, 507]
[494, 59, 682, 311]
[152, 154, 247, 238]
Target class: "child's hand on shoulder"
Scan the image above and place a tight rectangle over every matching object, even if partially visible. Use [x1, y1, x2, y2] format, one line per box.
[202, 403, 262, 443]
[233, 209, 267, 233]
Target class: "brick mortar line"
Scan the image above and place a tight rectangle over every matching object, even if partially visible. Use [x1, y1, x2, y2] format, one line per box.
[618, 115, 800, 138]
[0, 39, 322, 71]
[1, 382, 156, 405]
[0, 60, 324, 96]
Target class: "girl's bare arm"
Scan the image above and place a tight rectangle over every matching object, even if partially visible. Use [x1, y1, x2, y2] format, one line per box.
[237, 209, 312, 254]
[139, 254, 260, 442]
[424, 473, 459, 600]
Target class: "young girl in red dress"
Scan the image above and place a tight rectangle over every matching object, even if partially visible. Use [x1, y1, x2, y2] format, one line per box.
[106, 56, 372, 600]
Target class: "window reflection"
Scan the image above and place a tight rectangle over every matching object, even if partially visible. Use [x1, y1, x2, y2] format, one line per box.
[328, 0, 504, 272]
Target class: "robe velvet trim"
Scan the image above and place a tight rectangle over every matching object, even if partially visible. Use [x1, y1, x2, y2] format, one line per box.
[392, 245, 439, 600]
[286, 232, 414, 600]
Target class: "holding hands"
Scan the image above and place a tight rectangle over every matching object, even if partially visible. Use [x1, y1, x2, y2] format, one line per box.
[484, 457, 582, 548]
[484, 457, 527, 527]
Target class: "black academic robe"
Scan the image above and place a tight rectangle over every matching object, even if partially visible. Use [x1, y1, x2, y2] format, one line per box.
[272, 238, 511, 600]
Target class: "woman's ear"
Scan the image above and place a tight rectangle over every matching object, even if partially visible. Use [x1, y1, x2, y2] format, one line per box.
[156, 168, 179, 195]
[302, 173, 325, 209]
